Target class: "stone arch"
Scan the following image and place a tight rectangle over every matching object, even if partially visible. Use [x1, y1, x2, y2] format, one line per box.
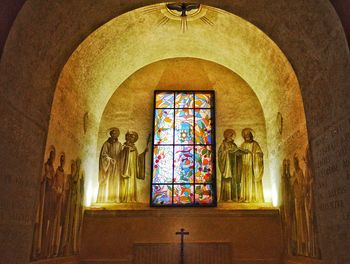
[48, 4, 306, 208]
[0, 1, 349, 263]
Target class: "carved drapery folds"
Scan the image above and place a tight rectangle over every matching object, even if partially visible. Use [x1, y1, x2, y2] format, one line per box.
[31, 146, 84, 260]
[281, 147, 321, 258]
[96, 129, 148, 204]
[219, 128, 264, 203]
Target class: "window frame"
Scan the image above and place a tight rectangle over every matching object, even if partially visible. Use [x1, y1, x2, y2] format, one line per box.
[150, 90, 217, 207]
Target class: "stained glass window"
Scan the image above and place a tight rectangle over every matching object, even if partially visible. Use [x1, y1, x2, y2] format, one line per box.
[151, 91, 216, 207]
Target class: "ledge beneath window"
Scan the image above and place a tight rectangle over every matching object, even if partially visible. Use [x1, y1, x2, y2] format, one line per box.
[85, 202, 278, 217]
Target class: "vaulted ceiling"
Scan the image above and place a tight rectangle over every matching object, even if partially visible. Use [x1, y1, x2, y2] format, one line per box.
[1, 0, 349, 59]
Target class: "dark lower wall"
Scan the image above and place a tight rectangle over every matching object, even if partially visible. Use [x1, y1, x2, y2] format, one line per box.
[29, 256, 78, 264]
[81, 209, 283, 264]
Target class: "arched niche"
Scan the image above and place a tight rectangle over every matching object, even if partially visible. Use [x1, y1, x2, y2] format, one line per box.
[1, 0, 349, 263]
[98, 57, 268, 204]
[46, 4, 307, 207]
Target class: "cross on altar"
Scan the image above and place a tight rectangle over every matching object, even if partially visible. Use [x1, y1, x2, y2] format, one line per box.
[176, 228, 189, 264]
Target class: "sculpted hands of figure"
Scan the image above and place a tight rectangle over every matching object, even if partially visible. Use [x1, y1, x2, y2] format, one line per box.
[97, 127, 123, 203]
[240, 128, 264, 203]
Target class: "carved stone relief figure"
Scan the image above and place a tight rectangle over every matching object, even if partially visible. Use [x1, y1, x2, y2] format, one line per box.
[218, 129, 245, 202]
[281, 158, 297, 255]
[282, 150, 322, 258]
[291, 154, 307, 256]
[120, 131, 147, 203]
[32, 148, 85, 260]
[41, 149, 58, 258]
[303, 147, 321, 258]
[53, 153, 66, 256]
[58, 158, 85, 256]
[73, 159, 84, 254]
[240, 128, 264, 202]
[97, 127, 123, 203]
[31, 146, 56, 260]
[59, 160, 76, 256]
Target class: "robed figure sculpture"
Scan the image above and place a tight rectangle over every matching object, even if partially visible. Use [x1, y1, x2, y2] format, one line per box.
[59, 160, 77, 256]
[281, 158, 296, 255]
[31, 146, 56, 260]
[59, 158, 84, 256]
[52, 153, 66, 256]
[120, 131, 147, 203]
[292, 154, 307, 256]
[240, 128, 264, 203]
[304, 147, 321, 258]
[97, 128, 123, 203]
[218, 129, 245, 202]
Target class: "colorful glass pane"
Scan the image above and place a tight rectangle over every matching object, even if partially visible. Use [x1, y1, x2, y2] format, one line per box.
[195, 93, 211, 108]
[153, 146, 173, 183]
[174, 184, 194, 204]
[195, 184, 213, 204]
[154, 109, 174, 144]
[195, 109, 212, 144]
[152, 91, 215, 206]
[152, 185, 172, 205]
[195, 146, 212, 183]
[155, 92, 174, 108]
[175, 92, 194, 108]
[175, 109, 194, 144]
[174, 146, 194, 183]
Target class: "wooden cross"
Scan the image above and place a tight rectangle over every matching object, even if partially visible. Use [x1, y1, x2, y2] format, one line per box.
[176, 228, 189, 264]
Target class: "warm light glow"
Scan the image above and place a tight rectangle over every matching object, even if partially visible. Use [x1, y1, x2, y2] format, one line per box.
[85, 181, 93, 207]
[271, 184, 279, 207]
[83, 147, 99, 207]
[268, 157, 280, 207]
[48, 3, 307, 210]
[263, 188, 272, 203]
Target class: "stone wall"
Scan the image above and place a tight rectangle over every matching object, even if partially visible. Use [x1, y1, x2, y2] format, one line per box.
[80, 209, 282, 264]
[0, 1, 349, 263]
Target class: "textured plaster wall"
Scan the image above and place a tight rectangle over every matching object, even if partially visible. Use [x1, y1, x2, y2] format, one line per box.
[49, 4, 305, 209]
[98, 58, 269, 203]
[0, 1, 349, 264]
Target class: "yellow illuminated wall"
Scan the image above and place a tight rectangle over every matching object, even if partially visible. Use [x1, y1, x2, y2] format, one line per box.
[45, 4, 308, 207]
